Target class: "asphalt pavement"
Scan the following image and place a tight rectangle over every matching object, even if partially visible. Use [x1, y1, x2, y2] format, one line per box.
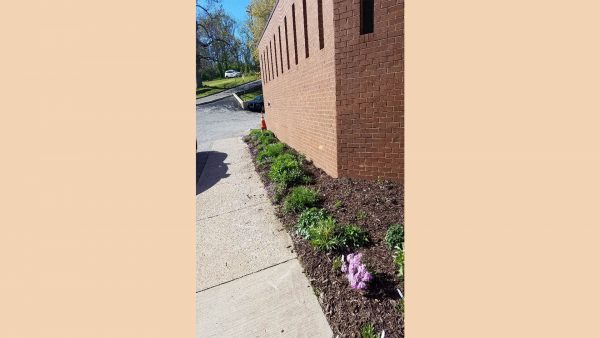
[196, 96, 261, 180]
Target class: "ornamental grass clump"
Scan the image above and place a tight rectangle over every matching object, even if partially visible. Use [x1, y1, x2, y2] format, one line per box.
[283, 186, 320, 213]
[341, 253, 373, 290]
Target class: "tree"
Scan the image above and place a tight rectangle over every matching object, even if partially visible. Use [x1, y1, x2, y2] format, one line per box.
[196, 0, 234, 87]
[245, 0, 276, 65]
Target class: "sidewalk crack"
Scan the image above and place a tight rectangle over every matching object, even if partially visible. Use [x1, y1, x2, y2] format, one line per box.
[196, 257, 298, 293]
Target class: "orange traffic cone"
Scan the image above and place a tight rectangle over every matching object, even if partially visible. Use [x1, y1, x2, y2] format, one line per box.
[261, 112, 267, 130]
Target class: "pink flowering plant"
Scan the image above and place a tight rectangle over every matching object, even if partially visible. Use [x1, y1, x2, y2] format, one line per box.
[341, 253, 373, 290]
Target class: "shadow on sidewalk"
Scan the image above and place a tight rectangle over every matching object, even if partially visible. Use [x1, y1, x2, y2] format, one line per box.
[196, 151, 230, 195]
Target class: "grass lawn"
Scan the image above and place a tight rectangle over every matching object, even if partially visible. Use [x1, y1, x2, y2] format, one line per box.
[240, 88, 262, 102]
[196, 73, 260, 99]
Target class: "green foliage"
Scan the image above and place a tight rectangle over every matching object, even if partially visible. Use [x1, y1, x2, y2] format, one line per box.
[334, 199, 343, 209]
[257, 130, 276, 148]
[356, 210, 367, 221]
[360, 323, 378, 338]
[296, 208, 329, 239]
[394, 249, 404, 278]
[332, 255, 343, 272]
[307, 217, 342, 251]
[257, 142, 285, 164]
[268, 153, 306, 188]
[385, 223, 404, 250]
[339, 224, 369, 248]
[283, 186, 320, 213]
[245, 0, 277, 63]
[396, 298, 404, 319]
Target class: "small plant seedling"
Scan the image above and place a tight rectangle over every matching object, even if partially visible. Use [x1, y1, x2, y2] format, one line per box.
[394, 249, 404, 278]
[313, 286, 321, 297]
[356, 210, 367, 221]
[334, 199, 343, 209]
[360, 323, 378, 338]
[332, 255, 343, 272]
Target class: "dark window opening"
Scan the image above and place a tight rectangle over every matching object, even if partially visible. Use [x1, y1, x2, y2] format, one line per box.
[269, 42, 274, 80]
[317, 0, 324, 49]
[265, 51, 269, 81]
[278, 27, 284, 74]
[262, 53, 267, 82]
[273, 35, 278, 77]
[360, 0, 374, 34]
[292, 4, 299, 65]
[284, 17, 290, 69]
[302, 0, 309, 58]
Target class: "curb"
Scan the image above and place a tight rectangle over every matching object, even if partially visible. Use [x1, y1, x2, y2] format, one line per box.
[196, 80, 262, 106]
[232, 92, 247, 110]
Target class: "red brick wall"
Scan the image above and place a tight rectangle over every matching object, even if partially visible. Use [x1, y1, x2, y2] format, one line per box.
[334, 0, 404, 182]
[259, 0, 339, 177]
[259, 0, 404, 182]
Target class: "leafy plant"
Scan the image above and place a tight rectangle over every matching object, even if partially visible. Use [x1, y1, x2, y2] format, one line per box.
[283, 186, 320, 213]
[385, 223, 404, 250]
[356, 210, 367, 221]
[332, 255, 343, 272]
[257, 142, 285, 164]
[296, 208, 329, 239]
[307, 216, 341, 251]
[394, 249, 404, 278]
[268, 153, 307, 188]
[360, 323, 378, 338]
[257, 133, 276, 148]
[342, 253, 373, 290]
[339, 224, 369, 248]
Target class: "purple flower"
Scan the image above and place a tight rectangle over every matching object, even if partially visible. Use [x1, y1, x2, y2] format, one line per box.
[341, 253, 372, 290]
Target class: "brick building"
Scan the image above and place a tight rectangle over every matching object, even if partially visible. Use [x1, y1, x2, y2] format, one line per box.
[258, 0, 403, 182]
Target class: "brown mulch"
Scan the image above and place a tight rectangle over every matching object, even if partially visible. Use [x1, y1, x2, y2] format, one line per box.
[245, 138, 404, 338]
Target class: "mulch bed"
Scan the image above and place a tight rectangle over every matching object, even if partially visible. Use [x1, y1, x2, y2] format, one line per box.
[245, 139, 404, 338]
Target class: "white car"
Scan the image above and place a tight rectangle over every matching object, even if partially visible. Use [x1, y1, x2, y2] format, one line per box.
[224, 70, 242, 78]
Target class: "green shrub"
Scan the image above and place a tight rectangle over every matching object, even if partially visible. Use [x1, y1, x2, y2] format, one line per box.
[385, 223, 404, 250]
[283, 186, 320, 213]
[257, 130, 276, 147]
[394, 249, 404, 278]
[360, 323, 378, 338]
[257, 142, 285, 164]
[268, 153, 306, 188]
[356, 210, 367, 221]
[248, 129, 263, 141]
[339, 224, 369, 248]
[307, 216, 342, 251]
[296, 207, 329, 238]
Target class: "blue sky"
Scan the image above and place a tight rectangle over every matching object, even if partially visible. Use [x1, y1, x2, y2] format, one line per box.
[220, 0, 252, 25]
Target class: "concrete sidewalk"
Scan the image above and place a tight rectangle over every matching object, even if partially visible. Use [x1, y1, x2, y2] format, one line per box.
[196, 137, 332, 338]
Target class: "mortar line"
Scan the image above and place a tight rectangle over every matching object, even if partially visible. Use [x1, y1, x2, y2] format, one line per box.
[196, 257, 298, 294]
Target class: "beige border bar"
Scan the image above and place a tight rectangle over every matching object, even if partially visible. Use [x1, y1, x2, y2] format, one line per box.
[1, 0, 195, 337]
[407, 0, 600, 337]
